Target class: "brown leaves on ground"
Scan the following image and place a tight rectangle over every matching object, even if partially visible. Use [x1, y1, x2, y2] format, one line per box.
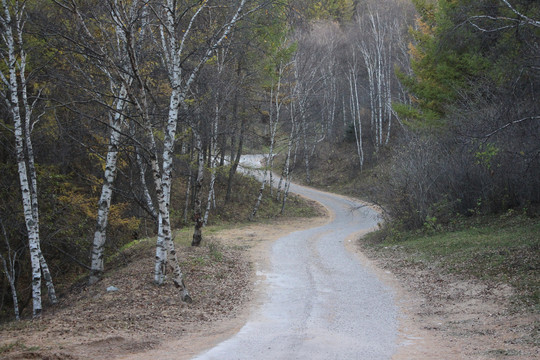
[0, 240, 252, 360]
[360, 245, 539, 360]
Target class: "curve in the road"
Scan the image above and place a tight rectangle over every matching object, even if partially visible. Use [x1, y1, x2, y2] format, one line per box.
[193, 176, 398, 359]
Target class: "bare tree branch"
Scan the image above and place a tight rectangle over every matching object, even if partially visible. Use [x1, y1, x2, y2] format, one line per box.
[483, 116, 540, 139]
[500, 0, 540, 28]
[465, 0, 540, 32]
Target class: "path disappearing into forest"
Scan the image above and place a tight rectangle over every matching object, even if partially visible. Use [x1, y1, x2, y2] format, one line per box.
[192, 155, 399, 359]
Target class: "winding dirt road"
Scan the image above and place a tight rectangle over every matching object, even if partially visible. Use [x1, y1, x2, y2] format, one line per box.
[193, 157, 399, 359]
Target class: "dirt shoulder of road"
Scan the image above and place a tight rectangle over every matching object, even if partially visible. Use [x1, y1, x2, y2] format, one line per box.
[346, 234, 539, 360]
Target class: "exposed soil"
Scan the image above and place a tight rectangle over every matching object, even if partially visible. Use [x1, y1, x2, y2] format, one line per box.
[1, 200, 538, 359]
[353, 241, 539, 360]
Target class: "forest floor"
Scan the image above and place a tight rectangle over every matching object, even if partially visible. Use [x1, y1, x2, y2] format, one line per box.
[0, 204, 538, 359]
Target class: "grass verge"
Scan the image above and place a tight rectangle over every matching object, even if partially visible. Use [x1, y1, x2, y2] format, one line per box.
[364, 213, 540, 312]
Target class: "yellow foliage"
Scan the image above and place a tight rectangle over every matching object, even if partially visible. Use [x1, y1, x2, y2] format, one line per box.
[415, 16, 435, 36]
[57, 191, 140, 234]
[408, 42, 424, 61]
[206, 55, 218, 65]
[57, 191, 97, 220]
[108, 203, 141, 232]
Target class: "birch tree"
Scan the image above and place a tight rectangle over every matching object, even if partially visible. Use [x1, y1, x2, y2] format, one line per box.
[277, 88, 299, 213]
[203, 48, 231, 226]
[346, 48, 364, 169]
[356, 7, 394, 149]
[294, 40, 327, 183]
[354, 0, 413, 150]
[249, 43, 291, 220]
[149, 0, 250, 294]
[54, 0, 145, 284]
[224, 68, 247, 203]
[1, 0, 57, 317]
[89, 0, 147, 284]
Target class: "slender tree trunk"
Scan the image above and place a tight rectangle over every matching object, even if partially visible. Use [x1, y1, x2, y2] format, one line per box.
[250, 84, 273, 220]
[276, 166, 284, 201]
[281, 176, 292, 215]
[0, 218, 20, 320]
[0, 254, 19, 320]
[38, 251, 57, 304]
[19, 56, 58, 303]
[249, 168, 267, 221]
[192, 131, 204, 246]
[300, 100, 311, 184]
[384, 40, 393, 145]
[226, 114, 246, 203]
[14, 97, 42, 317]
[183, 148, 193, 224]
[204, 159, 217, 226]
[268, 72, 282, 197]
[160, 81, 192, 300]
[151, 0, 247, 293]
[135, 138, 157, 219]
[22, 80, 57, 305]
[365, 53, 376, 143]
[89, 84, 128, 284]
[250, 59, 284, 219]
[1, 0, 53, 316]
[280, 110, 297, 214]
[149, 0, 200, 297]
[150, 142, 167, 285]
[348, 71, 364, 169]
[204, 103, 220, 226]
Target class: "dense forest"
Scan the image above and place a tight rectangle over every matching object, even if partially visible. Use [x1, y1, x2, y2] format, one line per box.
[1, 0, 538, 321]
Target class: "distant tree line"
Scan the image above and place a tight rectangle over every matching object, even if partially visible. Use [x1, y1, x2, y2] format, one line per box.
[284, 0, 539, 231]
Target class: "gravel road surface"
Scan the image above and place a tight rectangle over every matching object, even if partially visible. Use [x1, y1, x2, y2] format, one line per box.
[193, 157, 399, 359]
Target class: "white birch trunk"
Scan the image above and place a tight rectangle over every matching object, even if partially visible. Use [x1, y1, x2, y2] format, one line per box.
[204, 157, 217, 226]
[150, 0, 247, 293]
[1, 0, 52, 317]
[249, 168, 267, 221]
[384, 30, 394, 145]
[149, 131, 167, 285]
[359, 7, 397, 151]
[268, 65, 283, 196]
[250, 57, 283, 219]
[135, 141, 158, 219]
[299, 99, 311, 184]
[68, 0, 146, 285]
[348, 71, 364, 169]
[250, 81, 273, 220]
[204, 103, 220, 226]
[38, 250, 57, 304]
[19, 46, 57, 304]
[89, 83, 128, 284]
[150, 0, 194, 294]
[280, 106, 297, 214]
